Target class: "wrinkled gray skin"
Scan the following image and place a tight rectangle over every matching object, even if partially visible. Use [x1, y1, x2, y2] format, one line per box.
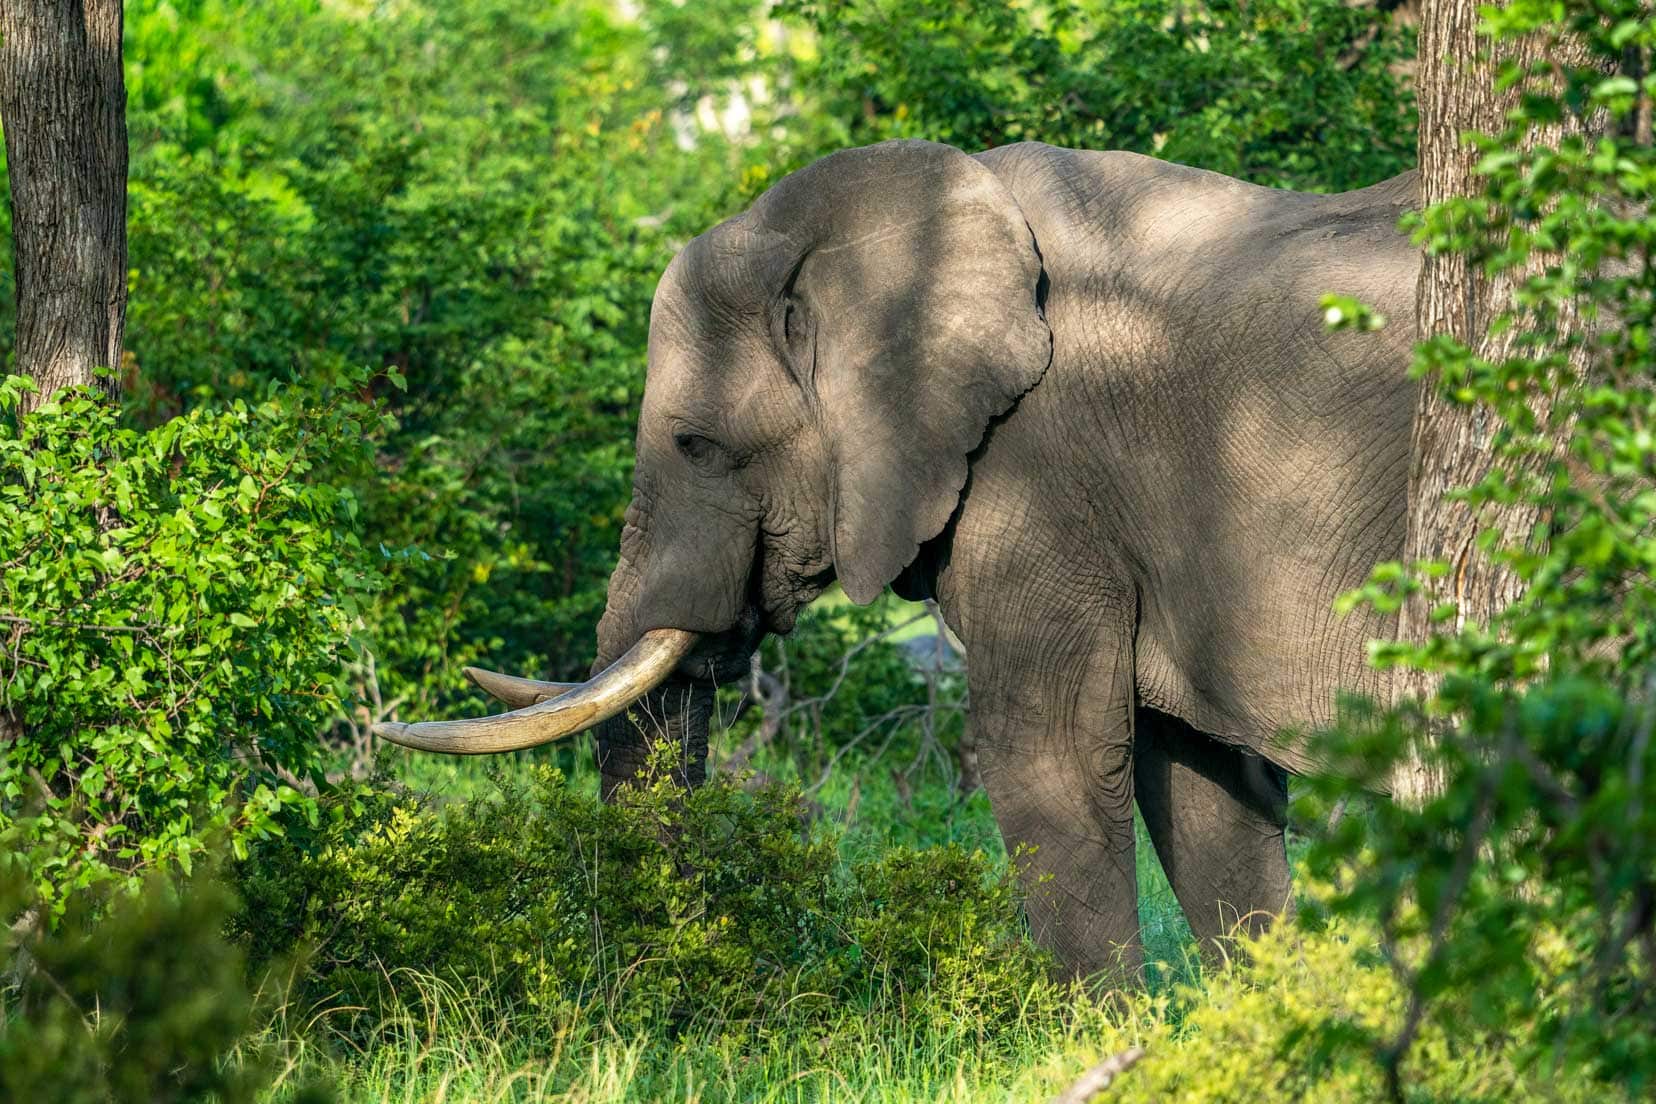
[592, 140, 1419, 979]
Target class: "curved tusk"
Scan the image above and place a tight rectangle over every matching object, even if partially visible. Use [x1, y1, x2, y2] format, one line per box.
[375, 629, 699, 754]
[463, 666, 580, 709]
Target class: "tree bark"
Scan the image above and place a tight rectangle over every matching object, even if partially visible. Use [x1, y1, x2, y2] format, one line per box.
[1393, 0, 1596, 802]
[0, 0, 128, 414]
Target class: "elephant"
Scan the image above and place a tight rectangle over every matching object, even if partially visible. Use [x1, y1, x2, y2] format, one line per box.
[378, 139, 1420, 980]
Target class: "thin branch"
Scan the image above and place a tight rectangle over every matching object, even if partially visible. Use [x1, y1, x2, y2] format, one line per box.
[1050, 1047, 1147, 1104]
[1381, 716, 1515, 1103]
[0, 613, 149, 634]
[778, 612, 930, 723]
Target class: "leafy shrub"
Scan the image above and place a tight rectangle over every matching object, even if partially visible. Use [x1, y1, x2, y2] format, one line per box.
[848, 841, 1050, 1033]
[1117, 896, 1621, 1104]
[114, 0, 745, 716]
[235, 759, 1054, 1045]
[0, 376, 375, 908]
[252, 877, 1619, 1103]
[1303, 679, 1656, 1092]
[0, 870, 331, 1104]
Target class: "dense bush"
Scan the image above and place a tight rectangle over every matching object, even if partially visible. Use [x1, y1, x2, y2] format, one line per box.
[116, 0, 724, 713]
[1120, 894, 1620, 1104]
[0, 376, 375, 908]
[0, 871, 330, 1104]
[234, 758, 1054, 1044]
[1304, 681, 1656, 1088]
[779, 0, 1416, 191]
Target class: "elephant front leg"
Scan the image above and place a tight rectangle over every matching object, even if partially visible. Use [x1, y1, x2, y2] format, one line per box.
[972, 620, 1143, 983]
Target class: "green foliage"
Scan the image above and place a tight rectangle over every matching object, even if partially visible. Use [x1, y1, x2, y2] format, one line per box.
[235, 759, 1054, 1044]
[745, 594, 965, 756]
[1134, 893, 1617, 1104]
[779, 0, 1416, 191]
[0, 870, 332, 1104]
[1320, 292, 1390, 334]
[26, 2, 1622, 1099]
[848, 841, 1051, 1031]
[115, 0, 721, 713]
[1307, 0, 1656, 1092]
[0, 376, 374, 907]
[1304, 684, 1655, 1087]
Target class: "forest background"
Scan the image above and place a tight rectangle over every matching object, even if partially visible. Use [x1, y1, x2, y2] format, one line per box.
[0, 1, 1650, 1102]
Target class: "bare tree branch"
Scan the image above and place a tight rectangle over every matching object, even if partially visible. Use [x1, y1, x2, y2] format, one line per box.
[1050, 1047, 1147, 1104]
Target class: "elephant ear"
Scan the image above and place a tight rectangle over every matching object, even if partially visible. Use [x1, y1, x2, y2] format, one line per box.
[751, 140, 1052, 604]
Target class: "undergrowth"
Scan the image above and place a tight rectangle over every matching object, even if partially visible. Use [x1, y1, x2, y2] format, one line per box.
[4, 750, 1627, 1103]
[234, 755, 1062, 1046]
[256, 898, 1599, 1104]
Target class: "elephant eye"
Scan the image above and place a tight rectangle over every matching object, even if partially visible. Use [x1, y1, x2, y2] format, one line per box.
[673, 430, 725, 467]
[783, 297, 797, 343]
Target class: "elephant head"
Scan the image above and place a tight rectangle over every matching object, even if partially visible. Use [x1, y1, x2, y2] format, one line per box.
[376, 140, 1051, 795]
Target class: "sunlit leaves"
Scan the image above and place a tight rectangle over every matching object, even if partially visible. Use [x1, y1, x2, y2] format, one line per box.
[0, 375, 376, 910]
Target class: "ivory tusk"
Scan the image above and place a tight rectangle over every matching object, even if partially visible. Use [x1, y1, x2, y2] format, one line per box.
[463, 666, 580, 709]
[374, 628, 699, 754]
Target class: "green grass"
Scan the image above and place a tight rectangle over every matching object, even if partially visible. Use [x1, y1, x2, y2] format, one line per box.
[273, 1006, 1135, 1103]
[265, 986, 1128, 1103]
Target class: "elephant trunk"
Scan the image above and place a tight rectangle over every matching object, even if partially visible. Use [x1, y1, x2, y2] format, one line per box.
[374, 475, 759, 796]
[583, 478, 765, 798]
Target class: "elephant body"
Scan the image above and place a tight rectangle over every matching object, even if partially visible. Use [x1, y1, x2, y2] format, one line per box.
[916, 145, 1418, 974]
[390, 140, 1422, 980]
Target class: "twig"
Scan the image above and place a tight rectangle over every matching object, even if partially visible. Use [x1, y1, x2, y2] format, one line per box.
[0, 613, 150, 634]
[778, 612, 929, 723]
[1381, 714, 1514, 1102]
[1050, 1047, 1146, 1104]
[805, 702, 962, 794]
[718, 658, 788, 776]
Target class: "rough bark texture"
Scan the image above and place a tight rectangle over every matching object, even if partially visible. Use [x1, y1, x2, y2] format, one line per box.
[0, 0, 128, 414]
[1394, 0, 1595, 802]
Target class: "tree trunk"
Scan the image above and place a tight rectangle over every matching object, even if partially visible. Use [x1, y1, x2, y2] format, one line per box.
[0, 0, 127, 748]
[1392, 0, 1595, 802]
[0, 0, 128, 414]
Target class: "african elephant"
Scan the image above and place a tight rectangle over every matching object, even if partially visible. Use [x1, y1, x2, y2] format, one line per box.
[378, 139, 1419, 979]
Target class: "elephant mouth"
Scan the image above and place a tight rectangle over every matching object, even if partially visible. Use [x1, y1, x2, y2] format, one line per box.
[758, 562, 836, 635]
[373, 628, 700, 754]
